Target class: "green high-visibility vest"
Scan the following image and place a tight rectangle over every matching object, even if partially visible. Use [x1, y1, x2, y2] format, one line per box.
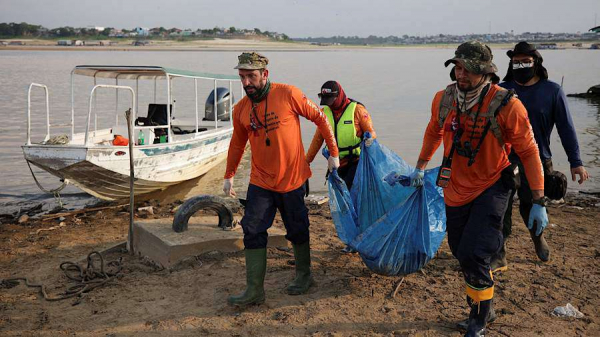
[324, 102, 362, 159]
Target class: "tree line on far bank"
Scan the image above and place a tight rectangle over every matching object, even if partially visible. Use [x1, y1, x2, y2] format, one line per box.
[0, 22, 289, 41]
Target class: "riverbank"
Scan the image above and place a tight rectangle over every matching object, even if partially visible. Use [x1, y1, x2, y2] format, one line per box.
[1, 192, 599, 336]
[1, 38, 598, 52]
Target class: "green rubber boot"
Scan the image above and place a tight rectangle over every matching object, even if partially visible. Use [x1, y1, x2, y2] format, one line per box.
[227, 248, 267, 307]
[286, 241, 314, 295]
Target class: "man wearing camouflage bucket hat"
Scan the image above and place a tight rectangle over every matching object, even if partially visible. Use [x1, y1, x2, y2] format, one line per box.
[411, 41, 547, 336]
[224, 51, 340, 307]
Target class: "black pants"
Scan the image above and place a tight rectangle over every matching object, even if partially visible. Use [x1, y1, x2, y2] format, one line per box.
[241, 183, 310, 249]
[503, 158, 553, 238]
[338, 159, 359, 190]
[445, 179, 511, 301]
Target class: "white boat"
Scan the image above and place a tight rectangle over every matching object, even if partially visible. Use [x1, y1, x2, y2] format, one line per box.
[22, 65, 241, 200]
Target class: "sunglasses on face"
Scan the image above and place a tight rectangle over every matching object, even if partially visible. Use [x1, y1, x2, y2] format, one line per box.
[512, 60, 534, 69]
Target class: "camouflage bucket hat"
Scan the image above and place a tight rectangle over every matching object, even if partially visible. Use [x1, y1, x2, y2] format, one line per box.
[234, 51, 269, 70]
[444, 40, 498, 75]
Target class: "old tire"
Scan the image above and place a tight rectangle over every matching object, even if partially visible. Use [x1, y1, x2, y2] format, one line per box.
[172, 195, 234, 233]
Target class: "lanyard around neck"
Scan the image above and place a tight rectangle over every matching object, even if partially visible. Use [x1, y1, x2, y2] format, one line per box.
[251, 94, 270, 146]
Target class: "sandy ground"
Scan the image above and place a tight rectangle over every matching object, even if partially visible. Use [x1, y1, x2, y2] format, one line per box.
[1, 189, 599, 336]
[0, 38, 339, 52]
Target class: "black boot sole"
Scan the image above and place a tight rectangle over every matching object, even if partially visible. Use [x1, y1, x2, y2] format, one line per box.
[456, 315, 496, 331]
[227, 295, 266, 307]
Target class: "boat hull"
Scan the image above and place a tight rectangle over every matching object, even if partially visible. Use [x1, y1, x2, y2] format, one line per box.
[23, 129, 232, 200]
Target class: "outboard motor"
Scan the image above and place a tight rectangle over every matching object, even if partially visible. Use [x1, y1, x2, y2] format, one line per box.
[204, 87, 233, 121]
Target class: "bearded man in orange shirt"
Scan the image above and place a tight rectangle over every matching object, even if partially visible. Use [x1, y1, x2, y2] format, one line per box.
[223, 52, 339, 307]
[412, 41, 548, 336]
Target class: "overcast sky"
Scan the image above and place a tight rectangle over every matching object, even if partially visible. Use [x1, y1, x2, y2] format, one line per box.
[1, 0, 598, 38]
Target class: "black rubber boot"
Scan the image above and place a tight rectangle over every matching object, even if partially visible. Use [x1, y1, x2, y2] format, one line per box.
[529, 228, 550, 262]
[286, 241, 314, 295]
[227, 248, 267, 307]
[457, 297, 496, 331]
[464, 298, 493, 337]
[490, 242, 508, 274]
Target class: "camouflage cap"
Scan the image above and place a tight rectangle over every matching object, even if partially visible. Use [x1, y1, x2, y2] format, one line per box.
[444, 40, 498, 75]
[234, 51, 269, 70]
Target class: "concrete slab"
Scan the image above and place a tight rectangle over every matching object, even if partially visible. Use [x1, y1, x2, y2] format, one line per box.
[132, 216, 288, 268]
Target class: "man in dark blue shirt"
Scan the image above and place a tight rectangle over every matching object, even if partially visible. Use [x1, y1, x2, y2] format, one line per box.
[494, 42, 589, 270]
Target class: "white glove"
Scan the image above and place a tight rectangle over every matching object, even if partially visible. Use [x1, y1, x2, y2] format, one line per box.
[365, 137, 374, 148]
[223, 178, 236, 197]
[327, 156, 340, 172]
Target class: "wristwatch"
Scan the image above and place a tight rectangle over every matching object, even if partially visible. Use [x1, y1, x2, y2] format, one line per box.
[532, 196, 548, 207]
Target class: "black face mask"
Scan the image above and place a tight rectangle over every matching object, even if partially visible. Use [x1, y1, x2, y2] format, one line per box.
[513, 67, 535, 85]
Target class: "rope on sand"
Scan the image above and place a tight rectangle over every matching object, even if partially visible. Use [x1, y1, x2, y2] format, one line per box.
[0, 251, 122, 303]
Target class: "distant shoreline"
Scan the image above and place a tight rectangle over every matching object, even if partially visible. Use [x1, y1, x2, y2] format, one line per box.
[2, 38, 597, 52]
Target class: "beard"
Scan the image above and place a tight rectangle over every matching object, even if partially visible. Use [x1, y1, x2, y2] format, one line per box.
[244, 81, 266, 95]
[243, 85, 258, 95]
[245, 78, 271, 103]
[457, 79, 476, 92]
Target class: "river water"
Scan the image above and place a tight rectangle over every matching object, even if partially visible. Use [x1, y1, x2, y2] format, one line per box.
[1, 47, 599, 212]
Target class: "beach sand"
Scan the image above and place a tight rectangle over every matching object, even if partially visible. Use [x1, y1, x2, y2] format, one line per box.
[1, 189, 599, 336]
[2, 38, 595, 52]
[0, 38, 341, 52]
[0, 38, 523, 52]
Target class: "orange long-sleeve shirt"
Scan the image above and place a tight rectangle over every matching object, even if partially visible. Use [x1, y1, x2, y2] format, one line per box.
[305, 103, 376, 165]
[225, 82, 339, 193]
[419, 84, 544, 207]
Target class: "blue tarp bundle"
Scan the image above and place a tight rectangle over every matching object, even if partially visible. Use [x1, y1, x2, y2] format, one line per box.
[327, 139, 446, 276]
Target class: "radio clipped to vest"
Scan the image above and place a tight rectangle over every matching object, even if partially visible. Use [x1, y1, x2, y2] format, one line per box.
[436, 128, 463, 188]
[436, 161, 452, 188]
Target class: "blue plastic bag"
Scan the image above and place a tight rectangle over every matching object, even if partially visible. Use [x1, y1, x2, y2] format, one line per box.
[327, 137, 446, 275]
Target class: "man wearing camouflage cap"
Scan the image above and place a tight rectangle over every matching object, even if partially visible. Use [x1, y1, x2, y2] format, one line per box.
[224, 51, 340, 307]
[411, 41, 547, 336]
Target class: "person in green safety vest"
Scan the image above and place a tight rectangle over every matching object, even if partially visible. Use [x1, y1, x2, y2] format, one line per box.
[306, 81, 377, 189]
[306, 81, 377, 253]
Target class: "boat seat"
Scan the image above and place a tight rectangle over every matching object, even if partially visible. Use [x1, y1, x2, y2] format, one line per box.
[172, 126, 208, 135]
[136, 104, 171, 127]
[136, 104, 172, 143]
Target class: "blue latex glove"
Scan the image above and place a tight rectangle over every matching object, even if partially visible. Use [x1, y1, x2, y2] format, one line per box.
[527, 204, 549, 236]
[409, 168, 425, 187]
[322, 147, 330, 159]
[384, 172, 410, 187]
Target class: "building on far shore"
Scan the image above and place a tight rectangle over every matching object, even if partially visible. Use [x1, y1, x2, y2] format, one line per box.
[58, 40, 113, 46]
[87, 26, 105, 32]
[538, 42, 558, 49]
[134, 27, 149, 36]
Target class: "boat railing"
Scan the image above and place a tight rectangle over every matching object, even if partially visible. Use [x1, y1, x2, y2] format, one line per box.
[86, 84, 135, 146]
[26, 83, 51, 145]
